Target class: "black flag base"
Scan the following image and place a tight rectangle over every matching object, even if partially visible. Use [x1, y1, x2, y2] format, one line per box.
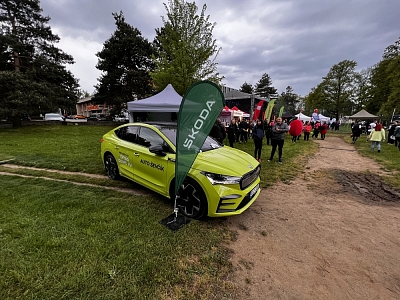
[160, 212, 191, 232]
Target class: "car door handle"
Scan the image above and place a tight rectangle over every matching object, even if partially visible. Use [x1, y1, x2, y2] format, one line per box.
[134, 153, 140, 156]
[115, 146, 119, 150]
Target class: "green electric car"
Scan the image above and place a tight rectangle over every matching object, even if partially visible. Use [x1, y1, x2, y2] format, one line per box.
[100, 122, 261, 219]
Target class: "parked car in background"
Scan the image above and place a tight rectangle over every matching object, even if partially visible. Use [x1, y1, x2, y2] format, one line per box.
[44, 113, 64, 121]
[113, 115, 129, 122]
[73, 115, 87, 119]
[100, 122, 261, 219]
[88, 113, 108, 121]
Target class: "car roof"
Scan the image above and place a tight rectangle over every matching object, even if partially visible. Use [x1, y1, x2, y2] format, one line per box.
[143, 121, 177, 126]
[127, 121, 177, 129]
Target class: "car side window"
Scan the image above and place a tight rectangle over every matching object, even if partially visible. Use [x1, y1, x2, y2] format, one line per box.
[115, 126, 138, 143]
[137, 127, 164, 148]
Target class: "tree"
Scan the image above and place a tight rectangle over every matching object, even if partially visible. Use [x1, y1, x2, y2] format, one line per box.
[77, 89, 91, 99]
[150, 0, 223, 95]
[254, 73, 277, 98]
[0, 0, 78, 125]
[368, 37, 400, 119]
[239, 81, 253, 94]
[303, 84, 325, 116]
[320, 60, 358, 119]
[277, 86, 300, 115]
[93, 12, 156, 115]
[352, 68, 372, 112]
[383, 36, 400, 60]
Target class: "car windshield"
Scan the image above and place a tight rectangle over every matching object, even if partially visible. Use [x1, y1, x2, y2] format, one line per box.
[159, 126, 222, 152]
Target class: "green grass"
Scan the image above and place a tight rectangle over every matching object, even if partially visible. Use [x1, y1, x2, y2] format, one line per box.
[0, 125, 115, 173]
[0, 175, 234, 299]
[0, 164, 143, 190]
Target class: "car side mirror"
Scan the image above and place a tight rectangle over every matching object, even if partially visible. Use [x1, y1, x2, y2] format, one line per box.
[149, 144, 167, 156]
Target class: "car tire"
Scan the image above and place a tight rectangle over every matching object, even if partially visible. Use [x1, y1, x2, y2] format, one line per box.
[104, 154, 120, 180]
[176, 178, 207, 219]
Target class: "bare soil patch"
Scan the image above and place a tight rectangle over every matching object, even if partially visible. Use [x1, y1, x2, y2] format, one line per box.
[226, 136, 400, 299]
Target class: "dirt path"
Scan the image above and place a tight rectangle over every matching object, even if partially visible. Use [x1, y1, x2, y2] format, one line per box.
[0, 165, 152, 196]
[226, 136, 400, 299]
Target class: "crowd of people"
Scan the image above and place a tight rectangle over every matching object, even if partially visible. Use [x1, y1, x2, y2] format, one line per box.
[210, 117, 335, 164]
[209, 116, 400, 166]
[350, 119, 400, 152]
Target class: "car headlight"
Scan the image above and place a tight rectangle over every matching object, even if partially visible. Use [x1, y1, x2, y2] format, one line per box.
[201, 171, 241, 185]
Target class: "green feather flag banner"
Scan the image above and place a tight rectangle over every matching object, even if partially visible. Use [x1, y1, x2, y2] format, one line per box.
[279, 106, 284, 117]
[264, 99, 275, 122]
[174, 81, 225, 195]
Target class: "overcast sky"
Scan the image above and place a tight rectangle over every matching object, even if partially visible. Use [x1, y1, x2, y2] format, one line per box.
[40, 0, 400, 97]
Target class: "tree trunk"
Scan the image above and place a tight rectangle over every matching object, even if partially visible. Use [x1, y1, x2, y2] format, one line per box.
[12, 116, 22, 128]
[14, 51, 20, 72]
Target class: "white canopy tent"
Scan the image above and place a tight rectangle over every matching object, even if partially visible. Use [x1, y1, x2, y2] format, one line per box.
[318, 114, 330, 122]
[295, 112, 311, 122]
[127, 84, 234, 123]
[127, 84, 182, 122]
[348, 109, 378, 120]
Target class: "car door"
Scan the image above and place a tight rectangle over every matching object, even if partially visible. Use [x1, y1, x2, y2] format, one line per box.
[131, 126, 170, 195]
[114, 125, 139, 179]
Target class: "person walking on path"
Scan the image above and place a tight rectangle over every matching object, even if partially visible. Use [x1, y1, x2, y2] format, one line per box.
[334, 120, 341, 131]
[312, 121, 321, 139]
[387, 122, 397, 145]
[303, 121, 312, 141]
[252, 119, 264, 162]
[320, 122, 328, 140]
[268, 117, 289, 163]
[369, 123, 385, 152]
[394, 122, 400, 150]
[351, 121, 362, 144]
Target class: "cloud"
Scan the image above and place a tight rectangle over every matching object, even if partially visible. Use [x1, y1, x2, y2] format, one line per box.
[40, 0, 400, 96]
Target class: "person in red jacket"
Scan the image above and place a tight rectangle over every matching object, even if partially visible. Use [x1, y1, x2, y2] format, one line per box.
[312, 121, 321, 138]
[320, 122, 328, 140]
[303, 121, 312, 141]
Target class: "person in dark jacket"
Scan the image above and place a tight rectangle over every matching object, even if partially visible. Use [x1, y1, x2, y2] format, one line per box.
[268, 117, 289, 163]
[218, 119, 226, 142]
[351, 121, 362, 144]
[320, 122, 328, 140]
[239, 119, 249, 144]
[264, 119, 273, 145]
[394, 122, 400, 150]
[252, 119, 264, 162]
[209, 119, 225, 143]
[387, 122, 396, 145]
[227, 118, 238, 147]
[312, 121, 321, 138]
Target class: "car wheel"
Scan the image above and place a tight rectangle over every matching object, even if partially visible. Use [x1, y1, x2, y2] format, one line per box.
[176, 178, 207, 219]
[104, 154, 120, 180]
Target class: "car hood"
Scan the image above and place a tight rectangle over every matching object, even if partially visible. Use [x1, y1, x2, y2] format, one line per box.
[191, 146, 258, 176]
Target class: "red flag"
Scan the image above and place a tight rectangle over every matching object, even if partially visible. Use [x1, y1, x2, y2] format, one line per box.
[252, 100, 264, 120]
